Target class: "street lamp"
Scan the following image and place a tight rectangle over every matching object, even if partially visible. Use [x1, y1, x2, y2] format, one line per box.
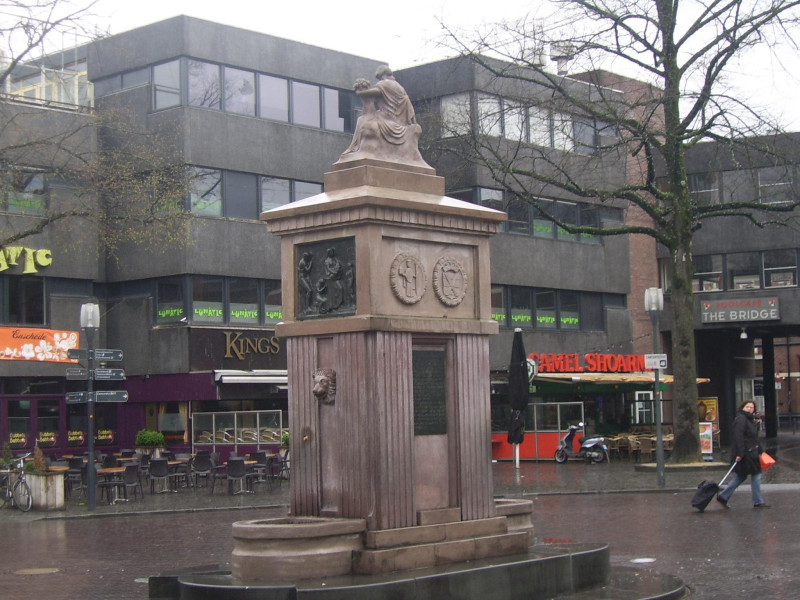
[80, 302, 100, 511]
[644, 287, 666, 488]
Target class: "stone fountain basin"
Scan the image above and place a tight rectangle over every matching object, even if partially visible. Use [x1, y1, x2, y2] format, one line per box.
[231, 516, 367, 581]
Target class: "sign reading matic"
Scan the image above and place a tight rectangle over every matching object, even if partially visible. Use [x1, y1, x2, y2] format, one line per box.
[0, 246, 52, 273]
[701, 296, 780, 323]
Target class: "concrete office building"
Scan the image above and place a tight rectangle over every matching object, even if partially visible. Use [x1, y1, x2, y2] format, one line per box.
[1, 16, 657, 460]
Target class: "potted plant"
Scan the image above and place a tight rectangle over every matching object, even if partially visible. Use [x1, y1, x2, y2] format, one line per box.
[25, 445, 65, 511]
[281, 431, 290, 448]
[134, 429, 166, 457]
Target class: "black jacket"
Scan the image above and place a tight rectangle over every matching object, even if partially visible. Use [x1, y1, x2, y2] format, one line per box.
[730, 409, 762, 476]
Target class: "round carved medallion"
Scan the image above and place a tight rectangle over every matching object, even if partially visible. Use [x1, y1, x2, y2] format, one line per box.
[390, 254, 426, 304]
[433, 256, 467, 306]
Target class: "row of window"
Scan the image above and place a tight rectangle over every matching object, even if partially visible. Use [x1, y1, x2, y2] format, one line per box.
[688, 166, 798, 205]
[491, 285, 625, 331]
[95, 57, 359, 133]
[7, 61, 93, 108]
[188, 167, 321, 219]
[156, 276, 282, 326]
[451, 187, 623, 242]
[439, 93, 617, 155]
[659, 249, 799, 292]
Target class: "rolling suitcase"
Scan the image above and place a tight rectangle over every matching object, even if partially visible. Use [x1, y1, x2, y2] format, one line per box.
[691, 463, 737, 512]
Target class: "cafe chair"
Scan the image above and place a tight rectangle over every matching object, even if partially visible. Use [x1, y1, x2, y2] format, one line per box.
[66, 457, 84, 499]
[120, 449, 136, 458]
[149, 458, 176, 494]
[226, 457, 254, 495]
[191, 453, 214, 489]
[121, 463, 144, 501]
[274, 448, 290, 485]
[248, 451, 271, 488]
[102, 454, 118, 469]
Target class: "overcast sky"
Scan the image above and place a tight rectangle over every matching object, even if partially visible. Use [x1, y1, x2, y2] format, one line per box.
[86, 0, 800, 129]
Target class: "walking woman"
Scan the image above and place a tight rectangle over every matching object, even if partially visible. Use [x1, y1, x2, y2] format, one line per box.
[717, 400, 770, 508]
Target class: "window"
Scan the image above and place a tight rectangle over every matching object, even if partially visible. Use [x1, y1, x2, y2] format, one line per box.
[156, 277, 185, 324]
[478, 188, 504, 212]
[229, 278, 259, 325]
[189, 168, 223, 216]
[264, 280, 283, 325]
[261, 176, 291, 212]
[187, 60, 221, 109]
[559, 291, 580, 329]
[476, 94, 502, 137]
[491, 285, 506, 324]
[764, 249, 797, 287]
[224, 66, 256, 116]
[534, 290, 557, 329]
[259, 74, 289, 121]
[528, 106, 551, 147]
[37, 400, 59, 448]
[440, 94, 471, 137]
[532, 200, 555, 238]
[573, 117, 595, 155]
[688, 172, 719, 205]
[323, 87, 348, 132]
[153, 59, 180, 110]
[291, 81, 320, 127]
[758, 166, 795, 204]
[554, 201, 578, 240]
[3, 171, 46, 214]
[294, 181, 322, 202]
[633, 391, 654, 425]
[552, 112, 574, 152]
[5, 276, 45, 325]
[7, 400, 31, 450]
[503, 101, 526, 141]
[224, 171, 258, 220]
[722, 170, 757, 203]
[692, 255, 723, 292]
[193, 276, 224, 323]
[506, 196, 531, 234]
[510, 287, 533, 328]
[727, 252, 761, 290]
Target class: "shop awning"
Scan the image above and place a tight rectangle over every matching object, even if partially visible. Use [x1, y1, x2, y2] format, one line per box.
[213, 370, 288, 386]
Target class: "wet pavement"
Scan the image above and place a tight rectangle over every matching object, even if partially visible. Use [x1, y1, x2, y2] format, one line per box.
[1, 432, 799, 599]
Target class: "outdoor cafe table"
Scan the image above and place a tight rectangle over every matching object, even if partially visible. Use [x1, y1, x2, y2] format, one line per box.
[97, 466, 127, 504]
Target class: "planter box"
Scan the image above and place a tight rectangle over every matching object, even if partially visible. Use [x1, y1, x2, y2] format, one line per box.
[28, 472, 65, 511]
[135, 446, 165, 458]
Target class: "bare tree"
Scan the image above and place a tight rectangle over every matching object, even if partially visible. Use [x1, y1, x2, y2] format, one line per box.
[431, 0, 800, 461]
[0, 1, 191, 254]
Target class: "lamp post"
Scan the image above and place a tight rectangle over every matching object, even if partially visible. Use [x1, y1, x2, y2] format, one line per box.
[644, 287, 666, 488]
[80, 302, 100, 511]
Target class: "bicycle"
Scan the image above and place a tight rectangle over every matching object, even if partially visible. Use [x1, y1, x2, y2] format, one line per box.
[0, 453, 33, 512]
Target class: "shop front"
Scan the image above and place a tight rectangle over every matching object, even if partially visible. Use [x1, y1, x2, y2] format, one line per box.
[490, 351, 700, 460]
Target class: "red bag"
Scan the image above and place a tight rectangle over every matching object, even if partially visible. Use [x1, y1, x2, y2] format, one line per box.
[760, 452, 776, 471]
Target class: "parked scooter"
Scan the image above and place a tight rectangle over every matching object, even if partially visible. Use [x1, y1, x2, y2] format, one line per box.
[554, 422, 608, 463]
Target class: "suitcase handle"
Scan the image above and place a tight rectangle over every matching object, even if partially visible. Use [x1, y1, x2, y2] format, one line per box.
[719, 462, 738, 487]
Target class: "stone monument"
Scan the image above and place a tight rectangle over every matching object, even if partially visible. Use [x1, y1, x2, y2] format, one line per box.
[244, 65, 531, 580]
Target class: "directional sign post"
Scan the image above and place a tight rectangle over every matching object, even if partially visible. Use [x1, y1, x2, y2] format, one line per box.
[65, 367, 87, 380]
[66, 391, 88, 404]
[94, 349, 123, 362]
[67, 348, 88, 361]
[93, 368, 125, 381]
[94, 391, 129, 403]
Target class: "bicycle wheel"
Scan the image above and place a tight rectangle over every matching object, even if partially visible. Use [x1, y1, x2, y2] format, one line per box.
[12, 478, 32, 512]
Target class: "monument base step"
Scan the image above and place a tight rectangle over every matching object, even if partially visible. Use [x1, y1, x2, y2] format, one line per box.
[353, 530, 530, 575]
[155, 542, 675, 600]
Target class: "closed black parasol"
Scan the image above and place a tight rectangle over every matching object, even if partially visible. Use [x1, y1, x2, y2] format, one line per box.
[507, 328, 529, 445]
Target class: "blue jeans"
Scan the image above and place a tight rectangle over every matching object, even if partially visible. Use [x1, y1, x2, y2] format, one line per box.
[718, 470, 764, 506]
